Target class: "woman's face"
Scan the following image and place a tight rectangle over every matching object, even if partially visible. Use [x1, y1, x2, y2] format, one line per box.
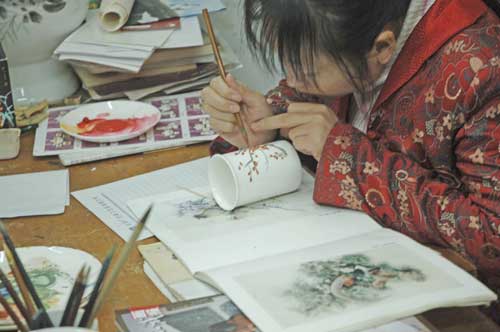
[284, 30, 396, 97]
[284, 54, 355, 97]
[284, 52, 385, 97]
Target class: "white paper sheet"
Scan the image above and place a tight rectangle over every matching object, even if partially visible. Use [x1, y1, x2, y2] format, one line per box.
[0, 170, 69, 218]
[72, 11, 174, 47]
[143, 262, 178, 302]
[128, 174, 381, 273]
[72, 157, 209, 241]
[160, 16, 203, 49]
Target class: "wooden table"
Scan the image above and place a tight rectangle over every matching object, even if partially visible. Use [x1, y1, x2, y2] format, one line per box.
[2, 131, 499, 332]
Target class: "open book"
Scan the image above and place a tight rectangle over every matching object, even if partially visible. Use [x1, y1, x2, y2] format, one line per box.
[128, 168, 497, 332]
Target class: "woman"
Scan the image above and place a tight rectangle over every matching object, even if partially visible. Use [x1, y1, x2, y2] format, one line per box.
[201, 0, 500, 321]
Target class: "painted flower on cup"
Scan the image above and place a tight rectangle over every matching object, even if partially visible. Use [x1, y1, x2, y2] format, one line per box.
[236, 143, 288, 182]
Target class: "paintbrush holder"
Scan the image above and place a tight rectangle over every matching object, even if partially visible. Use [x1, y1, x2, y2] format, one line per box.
[32, 309, 98, 331]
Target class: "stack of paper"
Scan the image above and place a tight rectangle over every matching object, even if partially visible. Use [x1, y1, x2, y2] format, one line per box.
[54, 1, 238, 100]
[139, 242, 220, 302]
[0, 170, 70, 218]
[33, 91, 216, 165]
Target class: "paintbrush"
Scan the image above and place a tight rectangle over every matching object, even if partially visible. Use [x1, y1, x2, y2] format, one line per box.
[0, 221, 53, 328]
[3, 243, 36, 318]
[66, 266, 90, 326]
[202, 8, 251, 148]
[0, 268, 33, 328]
[0, 292, 28, 332]
[84, 205, 153, 327]
[60, 265, 88, 326]
[78, 246, 115, 327]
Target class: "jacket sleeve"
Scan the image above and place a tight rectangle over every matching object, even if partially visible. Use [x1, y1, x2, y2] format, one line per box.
[313, 99, 500, 281]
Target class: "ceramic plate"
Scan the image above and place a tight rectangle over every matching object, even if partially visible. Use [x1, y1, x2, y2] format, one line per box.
[60, 101, 161, 143]
[0, 246, 102, 327]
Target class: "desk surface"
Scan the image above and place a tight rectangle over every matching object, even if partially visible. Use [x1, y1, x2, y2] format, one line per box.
[2, 132, 499, 332]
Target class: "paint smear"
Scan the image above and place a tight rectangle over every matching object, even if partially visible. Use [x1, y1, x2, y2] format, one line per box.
[74, 114, 158, 137]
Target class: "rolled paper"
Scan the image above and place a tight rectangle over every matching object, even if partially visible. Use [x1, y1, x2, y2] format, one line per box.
[99, 0, 135, 32]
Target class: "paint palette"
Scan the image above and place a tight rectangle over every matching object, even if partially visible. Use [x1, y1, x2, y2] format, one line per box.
[60, 101, 161, 143]
[0, 246, 102, 328]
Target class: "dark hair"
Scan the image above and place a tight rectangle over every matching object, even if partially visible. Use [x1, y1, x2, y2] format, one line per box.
[244, 0, 411, 95]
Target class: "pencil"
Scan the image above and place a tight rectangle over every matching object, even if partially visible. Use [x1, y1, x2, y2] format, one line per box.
[84, 205, 153, 327]
[0, 268, 33, 328]
[0, 222, 53, 327]
[0, 292, 28, 332]
[202, 8, 251, 148]
[3, 244, 36, 317]
[78, 246, 115, 327]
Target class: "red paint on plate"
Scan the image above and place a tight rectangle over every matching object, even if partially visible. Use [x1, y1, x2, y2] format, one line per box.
[76, 114, 158, 137]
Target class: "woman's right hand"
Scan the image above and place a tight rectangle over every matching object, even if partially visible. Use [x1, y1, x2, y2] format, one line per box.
[201, 74, 276, 148]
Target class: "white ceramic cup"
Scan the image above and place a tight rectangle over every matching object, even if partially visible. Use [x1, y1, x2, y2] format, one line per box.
[208, 140, 303, 211]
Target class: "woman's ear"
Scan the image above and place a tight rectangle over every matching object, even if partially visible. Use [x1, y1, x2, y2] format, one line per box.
[372, 30, 397, 65]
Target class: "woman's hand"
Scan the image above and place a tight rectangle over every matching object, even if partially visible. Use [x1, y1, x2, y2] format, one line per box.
[251, 102, 338, 161]
[201, 74, 276, 148]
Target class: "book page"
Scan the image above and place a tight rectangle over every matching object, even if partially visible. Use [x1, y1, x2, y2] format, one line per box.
[72, 157, 209, 241]
[201, 229, 496, 332]
[128, 173, 381, 273]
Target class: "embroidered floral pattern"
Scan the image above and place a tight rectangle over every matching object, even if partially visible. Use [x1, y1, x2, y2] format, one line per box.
[333, 136, 351, 149]
[469, 148, 485, 164]
[329, 160, 350, 175]
[362, 162, 379, 175]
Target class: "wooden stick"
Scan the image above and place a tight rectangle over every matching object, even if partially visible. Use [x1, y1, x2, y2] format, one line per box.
[3, 244, 35, 317]
[0, 292, 28, 332]
[0, 268, 33, 328]
[78, 246, 115, 327]
[0, 222, 53, 327]
[84, 205, 153, 327]
[202, 8, 251, 148]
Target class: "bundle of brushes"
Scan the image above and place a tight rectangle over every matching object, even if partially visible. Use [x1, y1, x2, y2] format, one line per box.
[0, 205, 152, 331]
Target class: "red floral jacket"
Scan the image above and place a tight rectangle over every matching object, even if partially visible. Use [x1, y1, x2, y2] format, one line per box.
[210, 0, 500, 318]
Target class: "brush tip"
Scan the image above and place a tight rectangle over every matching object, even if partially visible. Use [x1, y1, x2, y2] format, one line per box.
[139, 205, 153, 225]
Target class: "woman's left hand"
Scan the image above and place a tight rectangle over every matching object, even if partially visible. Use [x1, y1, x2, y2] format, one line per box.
[251, 102, 338, 161]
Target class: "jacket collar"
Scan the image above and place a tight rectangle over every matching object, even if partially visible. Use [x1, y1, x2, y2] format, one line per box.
[372, 0, 488, 111]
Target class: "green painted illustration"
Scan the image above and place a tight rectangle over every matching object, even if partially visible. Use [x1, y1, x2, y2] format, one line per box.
[285, 254, 426, 316]
[0, 258, 74, 318]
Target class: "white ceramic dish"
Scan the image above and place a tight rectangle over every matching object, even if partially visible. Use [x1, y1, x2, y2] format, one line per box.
[0, 246, 102, 327]
[60, 100, 160, 143]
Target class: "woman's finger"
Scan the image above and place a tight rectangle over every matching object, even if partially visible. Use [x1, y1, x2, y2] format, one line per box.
[202, 86, 241, 113]
[209, 117, 237, 134]
[203, 103, 238, 123]
[209, 76, 242, 102]
[252, 112, 311, 131]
